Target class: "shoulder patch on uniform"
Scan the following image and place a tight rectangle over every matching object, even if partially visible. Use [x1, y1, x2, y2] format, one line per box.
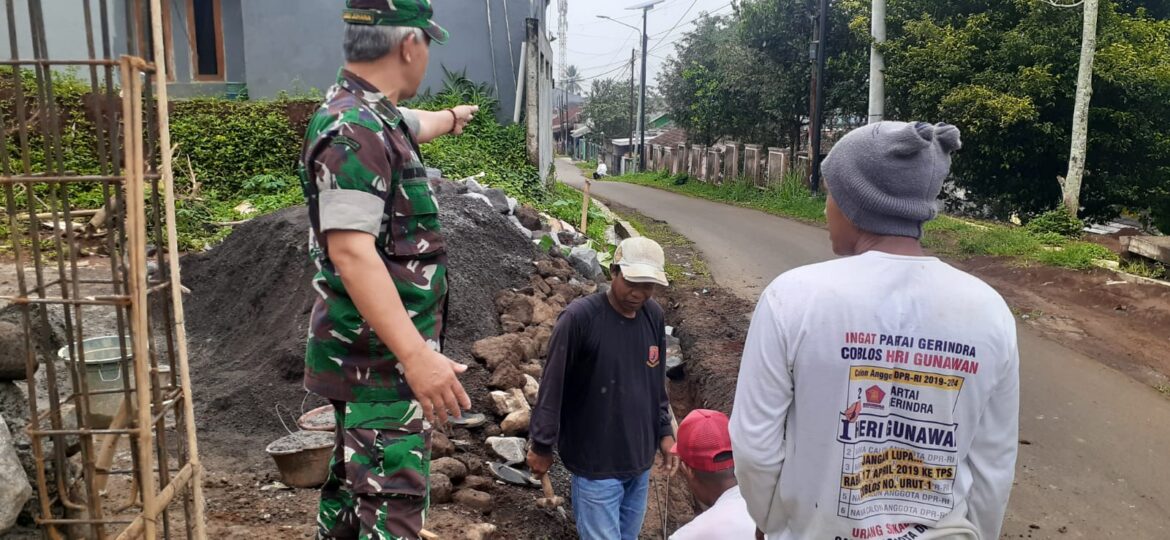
[331, 135, 361, 152]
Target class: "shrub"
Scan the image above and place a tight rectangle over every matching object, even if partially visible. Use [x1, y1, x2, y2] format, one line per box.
[1026, 208, 1085, 238]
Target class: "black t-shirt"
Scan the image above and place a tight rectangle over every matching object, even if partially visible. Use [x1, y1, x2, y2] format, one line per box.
[529, 292, 672, 479]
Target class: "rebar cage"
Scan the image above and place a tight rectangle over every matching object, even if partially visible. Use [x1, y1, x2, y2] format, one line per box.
[1, 1, 205, 538]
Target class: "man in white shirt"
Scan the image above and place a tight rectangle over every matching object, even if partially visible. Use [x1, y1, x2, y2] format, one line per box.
[669, 409, 755, 540]
[594, 161, 608, 179]
[730, 122, 1019, 540]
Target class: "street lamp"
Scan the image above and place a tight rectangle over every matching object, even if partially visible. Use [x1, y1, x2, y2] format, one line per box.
[597, 0, 663, 173]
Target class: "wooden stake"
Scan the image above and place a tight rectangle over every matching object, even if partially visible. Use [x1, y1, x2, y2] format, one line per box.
[580, 179, 592, 233]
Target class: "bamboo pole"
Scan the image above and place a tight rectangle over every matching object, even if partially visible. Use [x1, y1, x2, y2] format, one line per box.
[148, 0, 208, 535]
[123, 56, 160, 540]
[114, 463, 194, 540]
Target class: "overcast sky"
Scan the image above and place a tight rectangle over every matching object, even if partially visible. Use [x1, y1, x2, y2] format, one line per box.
[556, 0, 735, 93]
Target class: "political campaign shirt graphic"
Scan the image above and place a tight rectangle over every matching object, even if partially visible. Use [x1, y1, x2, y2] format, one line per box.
[835, 331, 978, 525]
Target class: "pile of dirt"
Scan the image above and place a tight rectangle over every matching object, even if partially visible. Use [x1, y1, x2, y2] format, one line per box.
[180, 181, 536, 471]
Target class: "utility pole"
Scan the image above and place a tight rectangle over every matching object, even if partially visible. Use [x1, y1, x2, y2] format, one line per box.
[629, 48, 636, 174]
[809, 0, 829, 192]
[868, 0, 886, 123]
[1062, 0, 1099, 216]
[638, 6, 651, 172]
[600, 2, 662, 173]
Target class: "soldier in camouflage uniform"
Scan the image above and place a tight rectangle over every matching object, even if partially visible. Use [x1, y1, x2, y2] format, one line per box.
[300, 1, 477, 538]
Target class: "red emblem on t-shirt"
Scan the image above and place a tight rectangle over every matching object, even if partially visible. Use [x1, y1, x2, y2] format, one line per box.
[647, 346, 660, 367]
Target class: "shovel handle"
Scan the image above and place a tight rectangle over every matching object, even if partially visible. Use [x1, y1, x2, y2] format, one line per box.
[541, 474, 555, 499]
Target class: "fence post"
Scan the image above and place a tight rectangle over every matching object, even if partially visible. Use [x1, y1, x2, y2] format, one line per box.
[675, 143, 687, 176]
[767, 147, 788, 187]
[724, 143, 741, 183]
[744, 144, 762, 187]
[707, 147, 722, 185]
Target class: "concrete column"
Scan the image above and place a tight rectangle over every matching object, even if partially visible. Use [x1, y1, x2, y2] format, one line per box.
[724, 143, 741, 182]
[767, 147, 788, 186]
[707, 148, 722, 184]
[691, 145, 704, 180]
[744, 144, 763, 186]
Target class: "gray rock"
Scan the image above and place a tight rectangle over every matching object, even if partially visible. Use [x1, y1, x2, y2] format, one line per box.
[454, 489, 494, 513]
[462, 192, 494, 209]
[482, 188, 510, 214]
[0, 321, 27, 380]
[485, 436, 527, 465]
[507, 216, 531, 238]
[426, 167, 443, 179]
[0, 414, 32, 533]
[431, 472, 453, 504]
[569, 246, 604, 281]
[506, 197, 518, 215]
[465, 178, 486, 194]
[432, 457, 469, 482]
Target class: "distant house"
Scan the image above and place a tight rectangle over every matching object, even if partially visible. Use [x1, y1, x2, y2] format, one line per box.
[2, 0, 548, 121]
[648, 112, 674, 130]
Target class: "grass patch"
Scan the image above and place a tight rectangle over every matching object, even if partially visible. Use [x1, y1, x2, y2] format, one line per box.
[574, 160, 598, 176]
[924, 215, 1119, 270]
[541, 182, 612, 246]
[616, 171, 826, 224]
[1121, 259, 1167, 279]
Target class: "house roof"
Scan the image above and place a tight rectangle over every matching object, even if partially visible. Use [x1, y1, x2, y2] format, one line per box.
[647, 127, 687, 148]
[552, 105, 582, 130]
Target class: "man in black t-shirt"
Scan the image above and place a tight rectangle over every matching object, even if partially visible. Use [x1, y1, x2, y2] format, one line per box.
[527, 237, 679, 540]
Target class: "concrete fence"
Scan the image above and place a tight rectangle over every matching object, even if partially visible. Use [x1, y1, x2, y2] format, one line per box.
[646, 140, 803, 190]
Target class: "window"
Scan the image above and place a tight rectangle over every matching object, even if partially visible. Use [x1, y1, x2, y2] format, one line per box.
[129, 0, 176, 81]
[186, 0, 223, 80]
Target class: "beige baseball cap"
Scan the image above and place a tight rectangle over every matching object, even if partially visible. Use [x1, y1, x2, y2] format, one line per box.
[614, 237, 668, 287]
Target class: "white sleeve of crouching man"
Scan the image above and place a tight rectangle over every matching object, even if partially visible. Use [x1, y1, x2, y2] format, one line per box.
[730, 284, 794, 534]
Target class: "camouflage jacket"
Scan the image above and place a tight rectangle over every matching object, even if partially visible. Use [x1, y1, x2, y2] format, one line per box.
[299, 69, 448, 403]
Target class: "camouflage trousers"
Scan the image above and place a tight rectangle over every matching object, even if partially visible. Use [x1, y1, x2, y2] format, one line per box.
[318, 400, 432, 540]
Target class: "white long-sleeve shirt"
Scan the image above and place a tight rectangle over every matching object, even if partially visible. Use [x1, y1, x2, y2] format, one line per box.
[730, 251, 1019, 540]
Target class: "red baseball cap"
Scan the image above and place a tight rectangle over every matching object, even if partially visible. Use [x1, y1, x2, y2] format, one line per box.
[670, 409, 734, 472]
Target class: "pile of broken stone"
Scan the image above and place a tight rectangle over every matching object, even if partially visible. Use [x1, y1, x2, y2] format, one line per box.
[435, 175, 609, 283]
[425, 255, 604, 522]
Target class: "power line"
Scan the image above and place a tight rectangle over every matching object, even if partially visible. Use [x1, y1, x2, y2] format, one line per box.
[648, 0, 735, 53]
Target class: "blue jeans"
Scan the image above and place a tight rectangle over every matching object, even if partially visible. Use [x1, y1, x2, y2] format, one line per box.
[571, 470, 651, 540]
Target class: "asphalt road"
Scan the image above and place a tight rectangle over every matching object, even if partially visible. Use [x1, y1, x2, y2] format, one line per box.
[558, 158, 1170, 539]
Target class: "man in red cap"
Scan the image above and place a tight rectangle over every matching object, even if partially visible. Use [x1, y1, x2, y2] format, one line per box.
[669, 409, 755, 540]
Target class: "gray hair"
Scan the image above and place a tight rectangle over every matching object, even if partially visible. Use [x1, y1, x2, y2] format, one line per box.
[343, 25, 426, 62]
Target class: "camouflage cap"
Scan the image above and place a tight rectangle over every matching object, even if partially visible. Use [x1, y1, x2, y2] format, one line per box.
[343, 0, 449, 45]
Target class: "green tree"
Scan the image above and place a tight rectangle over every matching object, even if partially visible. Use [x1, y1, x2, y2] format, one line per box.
[876, 0, 1170, 222]
[581, 77, 633, 143]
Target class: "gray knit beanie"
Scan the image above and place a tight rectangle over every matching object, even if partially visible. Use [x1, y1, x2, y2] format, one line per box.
[821, 121, 962, 239]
